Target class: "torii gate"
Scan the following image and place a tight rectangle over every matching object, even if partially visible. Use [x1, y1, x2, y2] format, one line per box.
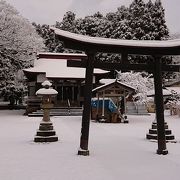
[51, 27, 180, 156]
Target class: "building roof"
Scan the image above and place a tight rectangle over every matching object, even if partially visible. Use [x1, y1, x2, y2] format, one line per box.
[24, 53, 108, 79]
[165, 79, 180, 87]
[92, 79, 136, 93]
[147, 89, 172, 97]
[166, 87, 180, 95]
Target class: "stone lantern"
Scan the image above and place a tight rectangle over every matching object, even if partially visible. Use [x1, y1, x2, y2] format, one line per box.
[146, 89, 175, 141]
[34, 80, 58, 142]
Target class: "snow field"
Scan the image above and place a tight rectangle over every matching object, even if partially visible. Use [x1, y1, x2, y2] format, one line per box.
[0, 110, 180, 180]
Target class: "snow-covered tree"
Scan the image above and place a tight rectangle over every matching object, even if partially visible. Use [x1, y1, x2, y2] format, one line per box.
[36, 0, 170, 64]
[151, 0, 169, 40]
[127, 0, 169, 41]
[128, 0, 147, 40]
[110, 6, 132, 40]
[0, 0, 44, 97]
[0, 49, 14, 97]
[33, 23, 64, 53]
[74, 12, 106, 37]
[117, 71, 154, 104]
[56, 11, 76, 33]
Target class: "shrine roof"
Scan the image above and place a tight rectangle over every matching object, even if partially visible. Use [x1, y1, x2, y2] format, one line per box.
[92, 79, 136, 93]
[23, 53, 108, 79]
[51, 27, 180, 55]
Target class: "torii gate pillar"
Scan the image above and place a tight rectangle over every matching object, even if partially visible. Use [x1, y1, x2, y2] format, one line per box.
[153, 56, 168, 155]
[78, 52, 95, 156]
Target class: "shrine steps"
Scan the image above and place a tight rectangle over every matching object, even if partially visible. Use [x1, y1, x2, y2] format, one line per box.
[28, 107, 83, 117]
[126, 102, 149, 115]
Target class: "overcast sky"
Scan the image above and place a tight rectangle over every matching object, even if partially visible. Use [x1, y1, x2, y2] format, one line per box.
[5, 0, 180, 34]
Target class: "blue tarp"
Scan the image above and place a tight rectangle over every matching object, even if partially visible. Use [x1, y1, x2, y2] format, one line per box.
[91, 99, 117, 113]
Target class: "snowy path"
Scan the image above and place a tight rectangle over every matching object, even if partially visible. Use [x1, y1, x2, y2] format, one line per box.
[0, 110, 180, 180]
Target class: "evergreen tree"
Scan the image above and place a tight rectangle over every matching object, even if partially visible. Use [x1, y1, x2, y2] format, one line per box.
[33, 23, 64, 52]
[110, 6, 132, 40]
[128, 0, 148, 40]
[126, 0, 169, 41]
[143, 0, 156, 40]
[151, 0, 169, 40]
[75, 12, 105, 37]
[127, 0, 171, 64]
[0, 50, 15, 98]
[56, 11, 76, 33]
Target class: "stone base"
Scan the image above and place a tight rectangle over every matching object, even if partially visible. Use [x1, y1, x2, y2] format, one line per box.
[156, 149, 168, 155]
[34, 121, 58, 143]
[123, 115, 128, 123]
[36, 130, 56, 136]
[152, 122, 168, 129]
[124, 120, 129, 123]
[146, 122, 175, 141]
[34, 136, 58, 142]
[146, 134, 175, 141]
[78, 149, 90, 156]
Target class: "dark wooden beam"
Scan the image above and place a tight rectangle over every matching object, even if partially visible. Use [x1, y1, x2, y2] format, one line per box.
[37, 53, 87, 60]
[67, 60, 180, 72]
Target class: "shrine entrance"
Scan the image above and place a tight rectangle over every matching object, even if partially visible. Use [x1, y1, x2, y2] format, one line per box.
[56, 82, 80, 107]
[51, 27, 180, 156]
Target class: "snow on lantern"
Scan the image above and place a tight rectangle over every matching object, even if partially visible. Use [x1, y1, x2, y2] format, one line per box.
[34, 80, 58, 142]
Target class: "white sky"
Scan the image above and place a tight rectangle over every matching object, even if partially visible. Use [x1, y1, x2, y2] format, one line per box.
[5, 0, 180, 34]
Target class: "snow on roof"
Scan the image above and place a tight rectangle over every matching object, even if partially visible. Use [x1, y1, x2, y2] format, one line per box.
[100, 79, 136, 90]
[99, 79, 116, 84]
[24, 58, 108, 79]
[42, 80, 52, 87]
[93, 79, 136, 92]
[51, 27, 180, 48]
[166, 87, 180, 94]
[36, 88, 58, 95]
[147, 89, 172, 97]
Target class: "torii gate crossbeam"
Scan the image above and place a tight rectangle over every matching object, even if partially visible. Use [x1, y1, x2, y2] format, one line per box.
[51, 27, 180, 156]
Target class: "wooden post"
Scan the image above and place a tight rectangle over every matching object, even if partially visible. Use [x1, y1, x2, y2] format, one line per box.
[153, 56, 168, 155]
[121, 53, 128, 64]
[96, 93, 100, 121]
[102, 91, 105, 120]
[77, 81, 81, 106]
[78, 52, 95, 156]
[61, 84, 63, 102]
[72, 85, 75, 103]
[121, 53, 128, 73]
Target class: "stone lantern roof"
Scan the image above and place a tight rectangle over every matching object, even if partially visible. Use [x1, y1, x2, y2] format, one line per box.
[36, 80, 58, 96]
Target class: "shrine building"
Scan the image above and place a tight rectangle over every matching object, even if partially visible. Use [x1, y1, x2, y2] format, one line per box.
[23, 52, 108, 113]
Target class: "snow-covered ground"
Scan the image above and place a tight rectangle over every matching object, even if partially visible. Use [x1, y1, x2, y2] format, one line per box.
[0, 110, 180, 180]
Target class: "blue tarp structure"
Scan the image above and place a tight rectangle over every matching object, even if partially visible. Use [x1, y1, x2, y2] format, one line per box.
[91, 98, 117, 113]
